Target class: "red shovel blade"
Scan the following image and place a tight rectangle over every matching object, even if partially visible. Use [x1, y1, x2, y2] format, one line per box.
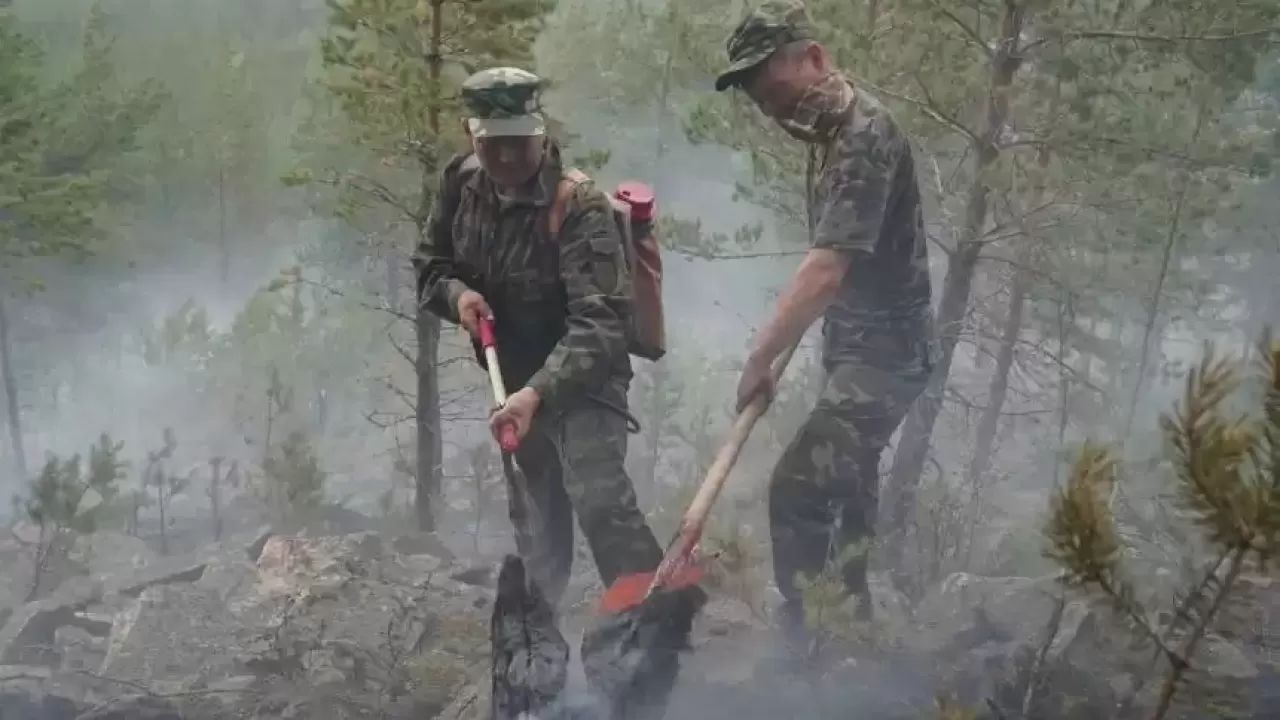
[597, 560, 705, 614]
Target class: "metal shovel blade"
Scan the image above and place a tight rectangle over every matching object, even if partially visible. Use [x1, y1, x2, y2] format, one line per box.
[579, 583, 708, 720]
[492, 555, 570, 720]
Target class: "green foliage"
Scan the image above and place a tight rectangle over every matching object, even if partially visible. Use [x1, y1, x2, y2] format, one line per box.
[0, 4, 165, 263]
[18, 432, 128, 598]
[1045, 331, 1280, 717]
[261, 429, 328, 524]
[138, 299, 216, 369]
[142, 427, 184, 555]
[932, 697, 981, 720]
[23, 432, 127, 536]
[299, 0, 556, 229]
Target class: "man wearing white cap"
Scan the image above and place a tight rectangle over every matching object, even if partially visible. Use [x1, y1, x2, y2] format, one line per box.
[413, 67, 664, 608]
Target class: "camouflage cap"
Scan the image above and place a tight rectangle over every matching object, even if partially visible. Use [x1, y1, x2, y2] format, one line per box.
[714, 0, 816, 92]
[459, 67, 547, 138]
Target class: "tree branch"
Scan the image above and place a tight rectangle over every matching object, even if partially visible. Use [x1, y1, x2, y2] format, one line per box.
[850, 75, 981, 145]
[923, 0, 994, 59]
[1063, 27, 1279, 43]
[665, 246, 807, 261]
[290, 276, 413, 322]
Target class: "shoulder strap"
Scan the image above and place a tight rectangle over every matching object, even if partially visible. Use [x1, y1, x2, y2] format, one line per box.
[438, 152, 480, 233]
[548, 168, 591, 238]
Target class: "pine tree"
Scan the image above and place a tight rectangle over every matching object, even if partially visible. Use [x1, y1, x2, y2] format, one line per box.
[294, 0, 556, 532]
[0, 4, 163, 480]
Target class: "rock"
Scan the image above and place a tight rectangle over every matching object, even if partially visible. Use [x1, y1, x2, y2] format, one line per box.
[68, 533, 156, 580]
[75, 696, 183, 720]
[0, 664, 186, 720]
[0, 524, 89, 611]
[914, 572, 1068, 651]
[54, 625, 105, 672]
[96, 531, 488, 719]
[244, 526, 275, 562]
[0, 553, 214, 667]
[1199, 633, 1258, 680]
[0, 577, 105, 666]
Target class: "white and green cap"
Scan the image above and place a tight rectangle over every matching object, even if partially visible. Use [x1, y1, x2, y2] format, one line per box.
[460, 67, 547, 138]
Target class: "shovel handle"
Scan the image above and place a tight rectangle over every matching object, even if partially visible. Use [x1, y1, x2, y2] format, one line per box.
[479, 316, 520, 453]
[646, 340, 803, 595]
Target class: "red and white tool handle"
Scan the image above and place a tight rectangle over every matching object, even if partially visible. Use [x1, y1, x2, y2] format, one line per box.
[478, 317, 520, 453]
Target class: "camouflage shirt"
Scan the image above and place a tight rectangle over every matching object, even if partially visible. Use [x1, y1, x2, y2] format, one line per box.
[415, 144, 633, 408]
[811, 83, 934, 369]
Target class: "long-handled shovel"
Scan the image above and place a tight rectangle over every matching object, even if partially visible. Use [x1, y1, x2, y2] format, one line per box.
[478, 316, 547, 548]
[479, 316, 520, 453]
[597, 340, 803, 614]
[579, 341, 803, 720]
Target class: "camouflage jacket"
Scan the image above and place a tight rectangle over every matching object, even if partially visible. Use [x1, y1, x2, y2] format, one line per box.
[413, 144, 633, 409]
[811, 82, 935, 371]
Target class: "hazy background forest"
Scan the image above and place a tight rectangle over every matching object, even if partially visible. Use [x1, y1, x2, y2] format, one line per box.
[2, 0, 1280, 718]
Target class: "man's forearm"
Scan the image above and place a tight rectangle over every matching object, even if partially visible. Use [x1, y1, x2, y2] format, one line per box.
[750, 249, 849, 364]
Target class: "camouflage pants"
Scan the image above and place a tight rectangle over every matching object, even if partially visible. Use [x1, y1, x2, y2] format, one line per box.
[506, 396, 662, 607]
[768, 359, 928, 625]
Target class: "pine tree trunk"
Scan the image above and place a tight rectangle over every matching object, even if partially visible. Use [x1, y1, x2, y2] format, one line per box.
[654, 42, 674, 163]
[1122, 102, 1207, 438]
[415, 311, 442, 533]
[885, 2, 1029, 581]
[218, 161, 230, 287]
[411, 0, 447, 534]
[964, 66, 1060, 496]
[210, 457, 224, 542]
[964, 264, 1030, 489]
[0, 293, 27, 481]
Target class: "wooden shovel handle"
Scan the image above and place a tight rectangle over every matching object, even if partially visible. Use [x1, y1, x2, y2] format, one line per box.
[648, 341, 803, 593]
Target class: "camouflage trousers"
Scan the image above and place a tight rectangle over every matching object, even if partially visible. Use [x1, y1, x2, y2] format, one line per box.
[505, 395, 663, 607]
[769, 358, 928, 627]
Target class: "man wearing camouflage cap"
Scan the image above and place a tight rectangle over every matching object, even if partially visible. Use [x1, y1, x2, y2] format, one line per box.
[413, 67, 663, 607]
[717, 0, 937, 659]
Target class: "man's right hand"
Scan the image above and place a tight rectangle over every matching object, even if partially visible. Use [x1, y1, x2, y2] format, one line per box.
[456, 289, 493, 338]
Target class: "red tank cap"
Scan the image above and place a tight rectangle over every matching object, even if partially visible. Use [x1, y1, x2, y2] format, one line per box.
[614, 181, 655, 222]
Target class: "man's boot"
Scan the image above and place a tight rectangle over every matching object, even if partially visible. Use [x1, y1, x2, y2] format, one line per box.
[768, 598, 820, 675]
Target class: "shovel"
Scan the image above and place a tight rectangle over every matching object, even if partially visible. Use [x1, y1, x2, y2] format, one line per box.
[597, 340, 803, 614]
[579, 341, 802, 720]
[479, 315, 520, 453]
[478, 316, 547, 546]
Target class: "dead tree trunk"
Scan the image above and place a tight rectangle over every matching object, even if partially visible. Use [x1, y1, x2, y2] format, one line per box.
[964, 70, 1061, 494]
[415, 313, 442, 533]
[964, 263, 1030, 490]
[885, 1, 1029, 587]
[1121, 105, 1206, 437]
[209, 457, 224, 542]
[0, 293, 27, 480]
[218, 160, 230, 287]
[411, 0, 447, 534]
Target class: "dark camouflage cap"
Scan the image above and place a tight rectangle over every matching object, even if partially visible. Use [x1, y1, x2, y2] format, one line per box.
[714, 0, 816, 92]
[459, 67, 547, 137]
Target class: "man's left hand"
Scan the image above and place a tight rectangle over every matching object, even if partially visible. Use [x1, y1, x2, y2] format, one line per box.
[490, 387, 541, 445]
[735, 354, 776, 414]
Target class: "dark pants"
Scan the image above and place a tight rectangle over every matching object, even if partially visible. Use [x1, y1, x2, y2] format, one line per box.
[506, 395, 663, 607]
[768, 359, 928, 632]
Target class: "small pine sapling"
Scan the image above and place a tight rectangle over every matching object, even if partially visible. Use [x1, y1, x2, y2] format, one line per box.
[20, 433, 127, 600]
[208, 456, 240, 541]
[143, 427, 184, 556]
[262, 430, 327, 526]
[1045, 332, 1280, 720]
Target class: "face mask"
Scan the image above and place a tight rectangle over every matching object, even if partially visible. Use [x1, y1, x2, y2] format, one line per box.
[774, 72, 855, 143]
